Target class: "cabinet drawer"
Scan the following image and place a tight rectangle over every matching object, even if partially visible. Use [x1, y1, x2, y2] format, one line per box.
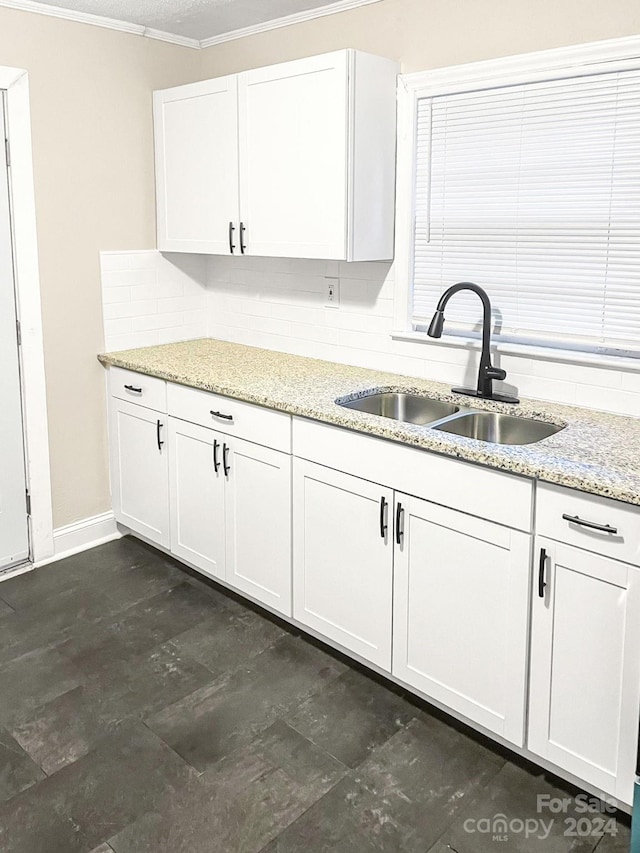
[167, 382, 291, 453]
[293, 418, 533, 532]
[110, 367, 166, 412]
[537, 483, 640, 566]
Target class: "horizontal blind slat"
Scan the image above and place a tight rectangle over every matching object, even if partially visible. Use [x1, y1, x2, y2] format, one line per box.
[412, 64, 640, 352]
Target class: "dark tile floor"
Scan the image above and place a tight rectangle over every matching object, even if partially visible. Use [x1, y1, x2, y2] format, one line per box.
[0, 536, 630, 852]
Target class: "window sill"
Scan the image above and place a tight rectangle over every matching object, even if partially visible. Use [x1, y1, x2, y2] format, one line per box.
[390, 330, 640, 373]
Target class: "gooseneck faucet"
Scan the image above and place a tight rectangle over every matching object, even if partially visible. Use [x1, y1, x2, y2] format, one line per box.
[427, 282, 519, 404]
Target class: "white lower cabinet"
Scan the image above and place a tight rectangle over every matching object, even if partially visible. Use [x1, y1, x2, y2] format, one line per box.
[293, 459, 393, 669]
[225, 436, 291, 614]
[110, 398, 169, 548]
[108, 372, 640, 808]
[528, 537, 640, 804]
[168, 417, 292, 615]
[392, 494, 531, 746]
[168, 417, 226, 581]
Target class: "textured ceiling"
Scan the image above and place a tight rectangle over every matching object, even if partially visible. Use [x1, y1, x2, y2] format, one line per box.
[21, 0, 361, 39]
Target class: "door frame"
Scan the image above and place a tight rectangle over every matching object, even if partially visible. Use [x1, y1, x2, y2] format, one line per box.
[1, 66, 53, 567]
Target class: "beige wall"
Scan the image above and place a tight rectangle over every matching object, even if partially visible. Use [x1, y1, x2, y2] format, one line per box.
[0, 7, 200, 528]
[200, 0, 640, 77]
[2, 0, 640, 529]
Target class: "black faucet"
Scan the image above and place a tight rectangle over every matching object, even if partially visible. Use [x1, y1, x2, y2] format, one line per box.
[427, 282, 519, 404]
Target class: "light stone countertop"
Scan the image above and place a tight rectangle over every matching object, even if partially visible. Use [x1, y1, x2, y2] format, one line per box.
[98, 337, 640, 507]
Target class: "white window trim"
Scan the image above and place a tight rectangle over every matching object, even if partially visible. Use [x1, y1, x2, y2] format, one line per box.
[392, 34, 640, 366]
[0, 66, 53, 567]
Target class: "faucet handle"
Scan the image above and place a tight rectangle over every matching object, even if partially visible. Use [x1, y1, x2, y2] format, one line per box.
[486, 366, 507, 381]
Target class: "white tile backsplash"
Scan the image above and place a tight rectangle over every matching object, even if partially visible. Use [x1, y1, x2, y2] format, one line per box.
[100, 251, 208, 351]
[100, 249, 640, 418]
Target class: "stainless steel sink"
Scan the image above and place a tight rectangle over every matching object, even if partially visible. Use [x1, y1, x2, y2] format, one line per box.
[433, 412, 563, 445]
[339, 392, 459, 425]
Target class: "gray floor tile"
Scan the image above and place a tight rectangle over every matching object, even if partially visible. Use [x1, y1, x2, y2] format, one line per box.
[0, 536, 616, 853]
[267, 715, 505, 852]
[10, 685, 121, 777]
[0, 728, 45, 803]
[101, 554, 188, 611]
[0, 566, 161, 671]
[169, 604, 286, 675]
[11, 643, 215, 774]
[0, 562, 88, 609]
[0, 599, 100, 670]
[0, 537, 156, 609]
[287, 668, 416, 768]
[58, 581, 230, 675]
[429, 761, 606, 853]
[147, 634, 346, 773]
[0, 719, 196, 853]
[594, 818, 632, 852]
[247, 718, 347, 789]
[108, 719, 345, 853]
[0, 646, 83, 724]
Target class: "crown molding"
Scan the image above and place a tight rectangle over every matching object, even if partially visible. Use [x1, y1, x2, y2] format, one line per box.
[199, 0, 383, 48]
[0, 0, 201, 48]
[0, 0, 382, 49]
[142, 26, 201, 49]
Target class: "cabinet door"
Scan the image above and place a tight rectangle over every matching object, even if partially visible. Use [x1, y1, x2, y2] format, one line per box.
[528, 538, 640, 804]
[238, 52, 349, 259]
[168, 418, 225, 581]
[293, 459, 393, 669]
[392, 495, 531, 746]
[110, 399, 169, 548]
[154, 77, 239, 254]
[225, 437, 291, 616]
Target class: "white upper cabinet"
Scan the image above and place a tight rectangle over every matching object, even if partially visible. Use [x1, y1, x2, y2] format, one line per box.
[153, 50, 399, 261]
[154, 76, 240, 254]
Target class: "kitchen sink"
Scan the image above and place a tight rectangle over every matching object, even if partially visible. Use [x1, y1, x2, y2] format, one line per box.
[339, 392, 459, 425]
[432, 412, 564, 445]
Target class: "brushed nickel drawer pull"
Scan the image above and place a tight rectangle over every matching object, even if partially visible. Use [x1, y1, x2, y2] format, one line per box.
[562, 513, 617, 535]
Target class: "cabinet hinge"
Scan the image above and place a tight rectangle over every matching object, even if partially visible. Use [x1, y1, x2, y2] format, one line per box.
[16, 319, 21, 347]
[25, 490, 31, 516]
[4, 137, 9, 168]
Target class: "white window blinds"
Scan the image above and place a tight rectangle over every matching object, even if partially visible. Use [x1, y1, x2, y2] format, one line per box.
[412, 68, 640, 355]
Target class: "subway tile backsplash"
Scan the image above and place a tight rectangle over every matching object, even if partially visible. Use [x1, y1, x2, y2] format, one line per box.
[100, 250, 640, 418]
[100, 251, 208, 352]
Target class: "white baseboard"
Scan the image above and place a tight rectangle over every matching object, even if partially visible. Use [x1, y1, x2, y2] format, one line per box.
[35, 511, 123, 567]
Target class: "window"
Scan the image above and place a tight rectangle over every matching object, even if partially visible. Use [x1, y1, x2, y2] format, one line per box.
[396, 40, 640, 358]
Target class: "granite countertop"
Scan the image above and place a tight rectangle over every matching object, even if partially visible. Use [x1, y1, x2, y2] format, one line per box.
[98, 338, 640, 507]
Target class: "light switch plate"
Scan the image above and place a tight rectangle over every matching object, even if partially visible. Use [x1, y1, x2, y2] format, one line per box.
[325, 277, 340, 308]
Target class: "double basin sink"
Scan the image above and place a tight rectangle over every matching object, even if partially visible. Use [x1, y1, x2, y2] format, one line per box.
[338, 392, 564, 445]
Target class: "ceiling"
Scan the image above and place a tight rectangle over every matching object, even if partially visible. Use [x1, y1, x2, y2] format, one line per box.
[8, 0, 378, 43]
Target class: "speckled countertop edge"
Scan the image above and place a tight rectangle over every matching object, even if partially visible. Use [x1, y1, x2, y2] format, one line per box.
[98, 338, 640, 508]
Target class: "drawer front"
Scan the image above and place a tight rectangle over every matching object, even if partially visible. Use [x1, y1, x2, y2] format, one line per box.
[537, 483, 640, 566]
[110, 367, 166, 412]
[293, 417, 533, 532]
[167, 382, 291, 453]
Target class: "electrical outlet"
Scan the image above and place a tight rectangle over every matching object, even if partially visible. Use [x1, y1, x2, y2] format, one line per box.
[325, 277, 340, 308]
